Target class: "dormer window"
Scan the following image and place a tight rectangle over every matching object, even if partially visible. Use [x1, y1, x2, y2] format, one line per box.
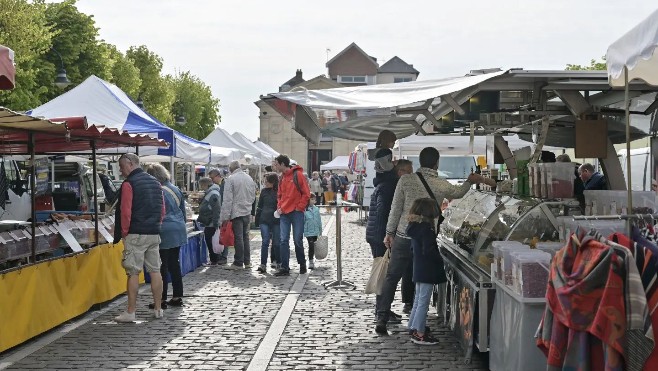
[393, 77, 412, 83]
[339, 75, 366, 84]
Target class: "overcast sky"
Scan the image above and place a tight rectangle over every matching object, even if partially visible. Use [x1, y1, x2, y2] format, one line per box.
[75, 0, 656, 141]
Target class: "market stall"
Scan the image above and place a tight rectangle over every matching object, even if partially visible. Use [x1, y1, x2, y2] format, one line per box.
[0, 108, 173, 352]
[269, 62, 658, 367]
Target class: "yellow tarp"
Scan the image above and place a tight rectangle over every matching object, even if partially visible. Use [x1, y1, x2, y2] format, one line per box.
[0, 242, 142, 352]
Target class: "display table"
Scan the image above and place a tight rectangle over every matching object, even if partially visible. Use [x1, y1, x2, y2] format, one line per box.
[489, 277, 547, 371]
[0, 242, 136, 352]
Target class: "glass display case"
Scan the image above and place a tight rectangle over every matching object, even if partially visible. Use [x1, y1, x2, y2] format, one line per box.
[441, 189, 562, 274]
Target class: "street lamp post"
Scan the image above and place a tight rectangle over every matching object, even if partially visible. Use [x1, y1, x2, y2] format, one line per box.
[51, 48, 71, 89]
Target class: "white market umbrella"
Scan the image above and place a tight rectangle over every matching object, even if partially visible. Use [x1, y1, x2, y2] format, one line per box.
[606, 9, 658, 210]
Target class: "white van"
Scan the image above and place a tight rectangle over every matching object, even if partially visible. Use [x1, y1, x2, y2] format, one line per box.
[405, 155, 477, 185]
[617, 147, 652, 191]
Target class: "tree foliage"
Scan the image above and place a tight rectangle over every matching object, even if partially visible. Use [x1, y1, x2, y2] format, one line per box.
[169, 71, 220, 139]
[126, 45, 174, 123]
[565, 56, 607, 71]
[0, 0, 220, 140]
[0, 0, 53, 109]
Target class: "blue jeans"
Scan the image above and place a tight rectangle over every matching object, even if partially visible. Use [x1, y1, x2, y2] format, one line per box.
[407, 282, 433, 334]
[279, 211, 305, 270]
[260, 223, 280, 266]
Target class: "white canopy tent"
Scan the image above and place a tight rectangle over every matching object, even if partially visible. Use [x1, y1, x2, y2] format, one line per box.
[231, 132, 272, 161]
[210, 146, 246, 165]
[203, 127, 266, 165]
[252, 140, 279, 158]
[320, 156, 351, 171]
[28, 75, 211, 162]
[607, 8, 658, 210]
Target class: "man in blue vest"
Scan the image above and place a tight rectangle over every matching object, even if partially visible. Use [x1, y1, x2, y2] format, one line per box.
[113, 153, 166, 322]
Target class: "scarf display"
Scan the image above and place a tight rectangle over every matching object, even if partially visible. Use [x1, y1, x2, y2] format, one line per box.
[536, 229, 654, 371]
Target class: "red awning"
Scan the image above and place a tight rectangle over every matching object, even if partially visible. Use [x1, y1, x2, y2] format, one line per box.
[0, 108, 168, 154]
[0, 46, 15, 90]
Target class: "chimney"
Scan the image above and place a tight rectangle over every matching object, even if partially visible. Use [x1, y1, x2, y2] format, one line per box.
[296, 69, 302, 79]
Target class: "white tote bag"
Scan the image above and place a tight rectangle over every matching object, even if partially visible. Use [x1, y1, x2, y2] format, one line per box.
[314, 235, 329, 260]
[365, 249, 390, 295]
[212, 228, 224, 254]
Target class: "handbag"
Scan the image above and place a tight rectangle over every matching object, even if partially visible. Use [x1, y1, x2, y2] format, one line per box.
[365, 249, 390, 295]
[314, 235, 329, 260]
[219, 221, 235, 247]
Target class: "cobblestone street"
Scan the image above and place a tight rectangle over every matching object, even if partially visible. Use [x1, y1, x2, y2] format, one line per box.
[0, 211, 489, 370]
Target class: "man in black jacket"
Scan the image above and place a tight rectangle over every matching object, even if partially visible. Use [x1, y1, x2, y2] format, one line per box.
[366, 159, 413, 322]
[113, 153, 165, 322]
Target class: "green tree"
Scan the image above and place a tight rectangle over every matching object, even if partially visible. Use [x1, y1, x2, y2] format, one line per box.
[104, 44, 141, 99]
[566, 56, 607, 71]
[0, 0, 54, 110]
[126, 45, 174, 123]
[169, 71, 220, 139]
[42, 0, 111, 100]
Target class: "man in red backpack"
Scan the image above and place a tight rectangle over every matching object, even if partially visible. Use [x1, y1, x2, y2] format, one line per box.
[273, 154, 311, 276]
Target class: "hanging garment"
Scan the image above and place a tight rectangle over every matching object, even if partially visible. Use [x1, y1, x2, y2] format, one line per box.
[536, 230, 653, 371]
[611, 230, 658, 370]
[0, 161, 8, 209]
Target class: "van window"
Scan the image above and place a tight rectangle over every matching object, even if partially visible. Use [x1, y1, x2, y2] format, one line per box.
[619, 152, 651, 191]
[406, 156, 476, 179]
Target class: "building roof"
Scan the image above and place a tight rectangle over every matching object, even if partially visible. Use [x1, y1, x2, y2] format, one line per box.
[326, 42, 378, 68]
[378, 56, 419, 75]
[296, 75, 342, 90]
[280, 69, 305, 91]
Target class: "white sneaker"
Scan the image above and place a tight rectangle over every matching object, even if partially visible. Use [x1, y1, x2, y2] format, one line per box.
[153, 309, 164, 319]
[309, 260, 315, 269]
[115, 311, 136, 323]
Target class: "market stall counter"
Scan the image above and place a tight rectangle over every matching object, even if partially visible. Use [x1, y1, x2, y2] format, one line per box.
[436, 189, 568, 361]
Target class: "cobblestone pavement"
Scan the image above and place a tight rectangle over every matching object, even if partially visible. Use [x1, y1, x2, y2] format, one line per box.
[1, 211, 489, 370]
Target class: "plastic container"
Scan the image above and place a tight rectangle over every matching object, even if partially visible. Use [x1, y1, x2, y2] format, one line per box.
[492, 241, 526, 278]
[512, 251, 551, 297]
[549, 163, 575, 198]
[536, 241, 563, 258]
[493, 242, 529, 282]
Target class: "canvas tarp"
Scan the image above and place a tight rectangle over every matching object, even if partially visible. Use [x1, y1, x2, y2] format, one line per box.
[320, 156, 351, 171]
[28, 75, 211, 162]
[267, 70, 507, 143]
[607, 9, 658, 86]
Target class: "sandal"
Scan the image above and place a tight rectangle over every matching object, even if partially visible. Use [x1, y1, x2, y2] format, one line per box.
[167, 298, 184, 307]
[148, 301, 168, 309]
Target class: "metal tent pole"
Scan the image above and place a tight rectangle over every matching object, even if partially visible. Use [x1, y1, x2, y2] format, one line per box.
[29, 132, 36, 262]
[91, 140, 99, 245]
[625, 67, 633, 236]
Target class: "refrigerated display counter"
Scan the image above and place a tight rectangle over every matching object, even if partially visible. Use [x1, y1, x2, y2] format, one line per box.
[436, 189, 568, 361]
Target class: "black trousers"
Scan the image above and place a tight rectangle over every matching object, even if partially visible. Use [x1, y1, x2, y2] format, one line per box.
[377, 236, 414, 322]
[159, 247, 183, 300]
[402, 256, 414, 304]
[204, 227, 220, 263]
[306, 236, 317, 261]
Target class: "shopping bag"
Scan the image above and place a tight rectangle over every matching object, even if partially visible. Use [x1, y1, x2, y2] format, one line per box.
[219, 221, 234, 247]
[314, 235, 329, 260]
[364, 249, 390, 295]
[212, 228, 224, 254]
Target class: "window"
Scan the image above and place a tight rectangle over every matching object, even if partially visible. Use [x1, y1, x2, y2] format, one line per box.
[339, 76, 366, 84]
[394, 77, 412, 83]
